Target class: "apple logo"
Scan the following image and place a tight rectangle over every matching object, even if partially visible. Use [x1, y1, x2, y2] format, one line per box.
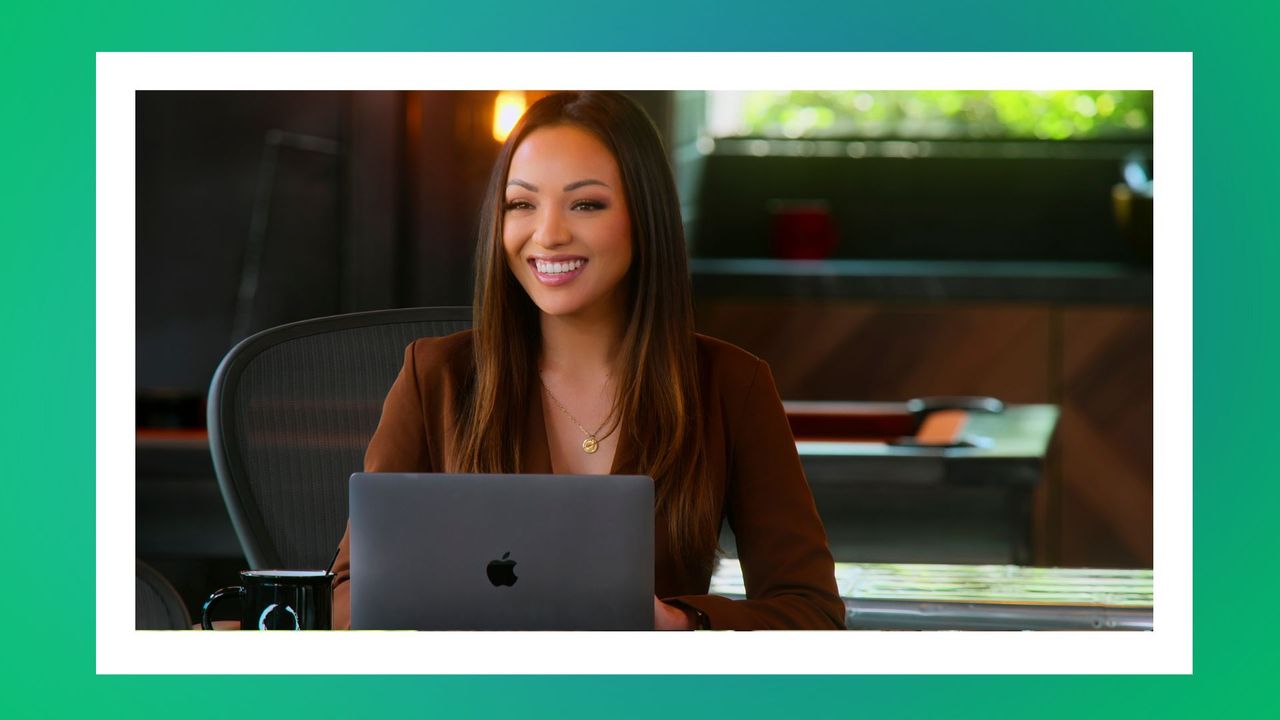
[487, 551, 518, 587]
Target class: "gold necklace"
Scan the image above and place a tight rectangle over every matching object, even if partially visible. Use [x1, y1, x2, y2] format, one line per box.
[539, 377, 617, 454]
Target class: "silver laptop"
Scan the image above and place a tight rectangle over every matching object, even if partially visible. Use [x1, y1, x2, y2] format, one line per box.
[349, 472, 653, 630]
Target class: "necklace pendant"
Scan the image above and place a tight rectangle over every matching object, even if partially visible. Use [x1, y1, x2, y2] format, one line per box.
[582, 436, 599, 454]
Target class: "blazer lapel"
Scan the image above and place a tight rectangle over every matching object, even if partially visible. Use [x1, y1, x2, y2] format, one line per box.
[608, 417, 636, 475]
[523, 386, 553, 474]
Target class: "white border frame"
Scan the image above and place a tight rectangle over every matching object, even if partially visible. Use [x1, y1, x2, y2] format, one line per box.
[99, 52, 1192, 675]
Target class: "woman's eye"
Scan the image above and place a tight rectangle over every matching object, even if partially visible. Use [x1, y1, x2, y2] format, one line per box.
[572, 200, 606, 211]
[504, 200, 533, 211]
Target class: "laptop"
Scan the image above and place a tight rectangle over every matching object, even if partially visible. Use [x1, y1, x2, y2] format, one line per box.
[349, 472, 653, 630]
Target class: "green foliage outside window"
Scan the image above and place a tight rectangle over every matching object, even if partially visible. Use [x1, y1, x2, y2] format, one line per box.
[721, 91, 1152, 140]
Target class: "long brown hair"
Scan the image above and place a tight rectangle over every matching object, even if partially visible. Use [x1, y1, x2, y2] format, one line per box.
[451, 91, 714, 574]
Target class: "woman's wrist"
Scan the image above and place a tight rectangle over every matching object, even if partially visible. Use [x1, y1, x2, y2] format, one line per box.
[681, 604, 710, 630]
[655, 597, 696, 630]
[668, 600, 710, 630]
[674, 605, 697, 631]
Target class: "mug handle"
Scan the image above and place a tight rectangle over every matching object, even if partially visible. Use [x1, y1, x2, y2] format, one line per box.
[201, 586, 245, 630]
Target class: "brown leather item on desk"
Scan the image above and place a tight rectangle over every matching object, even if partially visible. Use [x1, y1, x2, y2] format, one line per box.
[915, 409, 968, 445]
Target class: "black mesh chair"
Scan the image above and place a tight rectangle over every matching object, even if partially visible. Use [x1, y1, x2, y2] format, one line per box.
[207, 307, 472, 570]
[136, 560, 192, 630]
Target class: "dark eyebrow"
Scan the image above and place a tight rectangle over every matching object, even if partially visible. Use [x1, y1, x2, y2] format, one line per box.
[564, 179, 609, 191]
[506, 178, 611, 193]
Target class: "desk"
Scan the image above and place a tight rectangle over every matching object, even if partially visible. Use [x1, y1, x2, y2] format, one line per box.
[762, 402, 1059, 565]
[711, 558, 1152, 631]
[787, 401, 1058, 486]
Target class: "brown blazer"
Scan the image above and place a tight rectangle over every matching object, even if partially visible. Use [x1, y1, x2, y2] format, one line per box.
[330, 330, 845, 630]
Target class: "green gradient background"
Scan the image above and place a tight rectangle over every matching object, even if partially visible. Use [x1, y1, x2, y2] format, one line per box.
[0, 0, 1270, 716]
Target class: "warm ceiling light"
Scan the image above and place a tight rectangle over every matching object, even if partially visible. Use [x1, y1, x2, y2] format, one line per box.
[492, 91, 527, 143]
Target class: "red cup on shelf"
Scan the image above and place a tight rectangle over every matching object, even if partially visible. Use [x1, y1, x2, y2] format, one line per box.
[768, 200, 838, 260]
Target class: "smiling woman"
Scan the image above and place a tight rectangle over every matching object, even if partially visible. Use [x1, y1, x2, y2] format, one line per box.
[328, 91, 845, 631]
[502, 124, 633, 319]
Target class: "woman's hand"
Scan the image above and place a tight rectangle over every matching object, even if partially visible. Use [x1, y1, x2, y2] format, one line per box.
[653, 595, 694, 630]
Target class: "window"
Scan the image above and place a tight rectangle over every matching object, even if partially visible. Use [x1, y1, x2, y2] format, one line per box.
[706, 91, 1153, 141]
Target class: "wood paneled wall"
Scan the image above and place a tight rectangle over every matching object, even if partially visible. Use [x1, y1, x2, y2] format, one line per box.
[1058, 308, 1154, 567]
[694, 298, 1153, 569]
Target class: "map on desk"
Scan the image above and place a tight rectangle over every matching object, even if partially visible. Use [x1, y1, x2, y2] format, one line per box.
[709, 558, 1153, 608]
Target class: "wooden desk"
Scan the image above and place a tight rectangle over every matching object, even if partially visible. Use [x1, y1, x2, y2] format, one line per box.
[711, 558, 1152, 631]
[743, 402, 1061, 565]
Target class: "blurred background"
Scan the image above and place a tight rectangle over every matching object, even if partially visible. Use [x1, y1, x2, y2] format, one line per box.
[136, 90, 1153, 620]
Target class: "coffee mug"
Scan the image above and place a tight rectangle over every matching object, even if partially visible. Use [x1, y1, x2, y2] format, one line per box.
[202, 570, 334, 630]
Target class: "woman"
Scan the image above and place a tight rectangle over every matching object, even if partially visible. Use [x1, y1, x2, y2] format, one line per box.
[330, 91, 844, 630]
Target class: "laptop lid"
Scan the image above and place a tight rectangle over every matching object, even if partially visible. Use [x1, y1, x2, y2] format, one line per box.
[349, 472, 653, 630]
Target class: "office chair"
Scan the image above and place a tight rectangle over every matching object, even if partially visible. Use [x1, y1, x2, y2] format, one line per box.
[207, 307, 472, 570]
[136, 560, 192, 630]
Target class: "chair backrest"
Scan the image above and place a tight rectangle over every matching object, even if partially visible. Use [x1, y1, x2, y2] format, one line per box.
[208, 307, 472, 569]
[136, 559, 192, 630]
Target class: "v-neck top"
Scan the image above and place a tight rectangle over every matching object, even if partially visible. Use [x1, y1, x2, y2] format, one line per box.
[329, 330, 845, 630]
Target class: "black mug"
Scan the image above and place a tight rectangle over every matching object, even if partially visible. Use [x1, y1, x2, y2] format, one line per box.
[202, 570, 334, 630]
